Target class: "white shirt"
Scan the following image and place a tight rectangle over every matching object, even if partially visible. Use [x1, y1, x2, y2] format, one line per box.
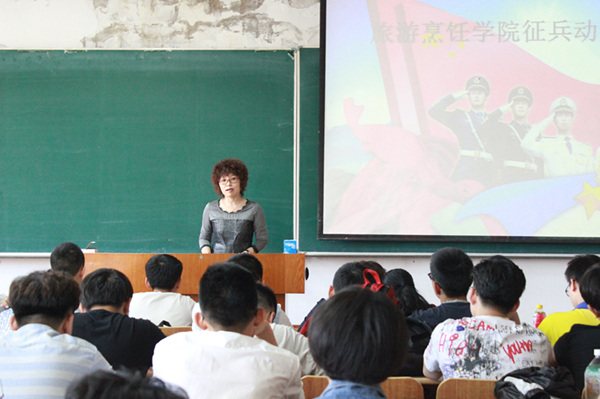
[424, 316, 550, 380]
[0, 323, 111, 399]
[271, 323, 324, 376]
[153, 329, 304, 399]
[129, 291, 196, 326]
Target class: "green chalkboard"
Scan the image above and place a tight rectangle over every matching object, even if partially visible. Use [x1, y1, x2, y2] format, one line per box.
[0, 50, 294, 253]
[297, 48, 599, 254]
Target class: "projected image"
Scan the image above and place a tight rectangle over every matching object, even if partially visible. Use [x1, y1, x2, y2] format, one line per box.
[322, 0, 600, 240]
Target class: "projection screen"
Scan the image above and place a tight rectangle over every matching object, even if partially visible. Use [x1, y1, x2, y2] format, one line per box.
[321, 0, 600, 242]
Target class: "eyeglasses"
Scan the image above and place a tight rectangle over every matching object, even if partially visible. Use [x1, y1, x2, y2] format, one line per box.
[219, 176, 239, 185]
[427, 272, 434, 281]
[565, 282, 570, 296]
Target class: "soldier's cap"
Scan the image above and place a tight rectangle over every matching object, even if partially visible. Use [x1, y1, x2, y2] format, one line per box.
[508, 86, 533, 106]
[465, 75, 490, 96]
[550, 97, 577, 116]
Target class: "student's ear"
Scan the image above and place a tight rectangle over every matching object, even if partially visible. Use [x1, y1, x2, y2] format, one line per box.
[195, 312, 209, 330]
[468, 287, 477, 305]
[144, 278, 152, 290]
[76, 267, 85, 284]
[122, 298, 132, 315]
[570, 279, 579, 293]
[173, 278, 181, 292]
[9, 314, 18, 331]
[253, 308, 266, 328]
[433, 281, 443, 297]
[328, 285, 335, 298]
[510, 299, 520, 313]
[267, 311, 276, 324]
[59, 313, 75, 335]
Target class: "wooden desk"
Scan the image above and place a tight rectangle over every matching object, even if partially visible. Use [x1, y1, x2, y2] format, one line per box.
[84, 253, 305, 309]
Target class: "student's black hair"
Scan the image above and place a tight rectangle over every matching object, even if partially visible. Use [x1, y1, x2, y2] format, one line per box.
[199, 262, 258, 331]
[332, 261, 385, 292]
[66, 370, 188, 399]
[579, 264, 600, 311]
[228, 252, 263, 281]
[309, 286, 408, 385]
[565, 255, 600, 283]
[80, 268, 134, 310]
[384, 268, 431, 316]
[429, 247, 473, 298]
[256, 284, 277, 314]
[50, 242, 85, 277]
[10, 270, 80, 329]
[145, 254, 183, 291]
[472, 255, 526, 314]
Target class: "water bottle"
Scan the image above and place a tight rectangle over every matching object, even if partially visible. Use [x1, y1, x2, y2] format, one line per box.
[532, 304, 546, 327]
[584, 349, 600, 399]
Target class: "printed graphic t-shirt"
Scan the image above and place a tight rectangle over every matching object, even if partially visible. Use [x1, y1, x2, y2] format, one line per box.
[424, 315, 551, 380]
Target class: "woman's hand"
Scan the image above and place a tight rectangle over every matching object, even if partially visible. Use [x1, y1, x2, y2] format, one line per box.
[245, 247, 256, 254]
[201, 246, 212, 254]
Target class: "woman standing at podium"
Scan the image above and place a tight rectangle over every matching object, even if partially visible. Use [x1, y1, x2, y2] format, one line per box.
[199, 158, 268, 254]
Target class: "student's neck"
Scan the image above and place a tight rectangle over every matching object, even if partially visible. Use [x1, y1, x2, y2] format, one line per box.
[205, 321, 254, 337]
[472, 306, 510, 319]
[438, 293, 467, 304]
[152, 288, 175, 293]
[88, 304, 124, 314]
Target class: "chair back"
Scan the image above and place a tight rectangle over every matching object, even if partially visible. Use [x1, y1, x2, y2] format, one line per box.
[159, 326, 192, 336]
[381, 377, 424, 399]
[301, 376, 424, 399]
[436, 378, 496, 399]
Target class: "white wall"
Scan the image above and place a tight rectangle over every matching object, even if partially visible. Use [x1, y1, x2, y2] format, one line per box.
[0, 253, 574, 325]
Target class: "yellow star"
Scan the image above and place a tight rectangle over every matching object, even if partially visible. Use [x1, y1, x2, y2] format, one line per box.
[574, 181, 600, 220]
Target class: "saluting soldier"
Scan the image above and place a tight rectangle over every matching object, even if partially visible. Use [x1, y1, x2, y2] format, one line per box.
[522, 97, 595, 178]
[480, 86, 542, 186]
[428, 75, 493, 185]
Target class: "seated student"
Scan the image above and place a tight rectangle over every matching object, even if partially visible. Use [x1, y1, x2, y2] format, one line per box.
[50, 241, 86, 283]
[298, 261, 386, 336]
[66, 370, 188, 399]
[256, 283, 324, 376]
[0, 241, 87, 337]
[0, 271, 111, 398]
[72, 268, 166, 374]
[228, 252, 292, 326]
[308, 286, 408, 398]
[411, 247, 474, 329]
[153, 262, 303, 399]
[538, 254, 600, 345]
[423, 255, 551, 381]
[190, 252, 293, 330]
[554, 264, 600, 392]
[384, 268, 431, 316]
[129, 254, 196, 326]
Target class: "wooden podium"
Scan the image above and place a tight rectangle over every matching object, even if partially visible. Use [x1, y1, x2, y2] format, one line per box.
[84, 253, 305, 309]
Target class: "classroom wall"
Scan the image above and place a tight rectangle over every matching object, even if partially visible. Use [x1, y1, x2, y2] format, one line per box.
[0, 1, 582, 325]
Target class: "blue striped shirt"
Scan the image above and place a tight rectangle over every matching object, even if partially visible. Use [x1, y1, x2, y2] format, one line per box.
[0, 323, 111, 399]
